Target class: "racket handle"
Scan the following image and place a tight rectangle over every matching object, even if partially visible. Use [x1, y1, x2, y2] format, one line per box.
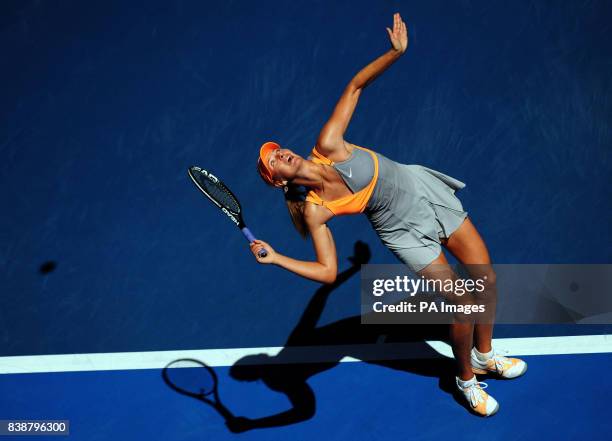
[241, 227, 268, 258]
[214, 401, 235, 421]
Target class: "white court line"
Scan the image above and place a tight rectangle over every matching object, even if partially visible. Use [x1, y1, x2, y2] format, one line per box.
[0, 334, 610, 375]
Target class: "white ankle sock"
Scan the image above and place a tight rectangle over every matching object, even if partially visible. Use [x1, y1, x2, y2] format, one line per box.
[457, 376, 477, 388]
[474, 347, 494, 362]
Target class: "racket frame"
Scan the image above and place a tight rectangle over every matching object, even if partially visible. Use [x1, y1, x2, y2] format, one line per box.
[188, 166, 266, 257]
[162, 358, 234, 420]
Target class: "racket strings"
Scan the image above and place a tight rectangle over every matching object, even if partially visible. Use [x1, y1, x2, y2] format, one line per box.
[209, 182, 241, 214]
[165, 360, 217, 396]
[195, 173, 241, 214]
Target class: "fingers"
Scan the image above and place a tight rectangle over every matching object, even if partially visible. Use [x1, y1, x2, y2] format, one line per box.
[252, 245, 266, 258]
[250, 240, 273, 263]
[250, 242, 266, 254]
[393, 13, 405, 26]
[390, 12, 406, 36]
[390, 12, 408, 52]
[250, 239, 268, 249]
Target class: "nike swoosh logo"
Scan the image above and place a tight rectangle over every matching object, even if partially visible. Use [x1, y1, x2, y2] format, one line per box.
[347, 168, 352, 178]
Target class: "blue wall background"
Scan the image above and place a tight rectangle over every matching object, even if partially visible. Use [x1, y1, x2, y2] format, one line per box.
[1, 0, 610, 356]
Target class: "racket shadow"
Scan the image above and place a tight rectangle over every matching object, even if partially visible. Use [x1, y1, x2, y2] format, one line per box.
[161, 358, 235, 422]
[225, 241, 458, 433]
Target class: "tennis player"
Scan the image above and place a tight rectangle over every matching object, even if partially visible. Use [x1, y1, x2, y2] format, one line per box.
[251, 13, 526, 417]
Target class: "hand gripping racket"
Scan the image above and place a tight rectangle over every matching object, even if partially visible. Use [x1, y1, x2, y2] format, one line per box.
[188, 166, 267, 257]
[162, 358, 233, 420]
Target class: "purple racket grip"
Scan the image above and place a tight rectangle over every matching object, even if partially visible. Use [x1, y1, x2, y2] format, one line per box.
[242, 227, 267, 258]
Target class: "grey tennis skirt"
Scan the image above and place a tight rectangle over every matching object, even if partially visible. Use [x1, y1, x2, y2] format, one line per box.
[365, 153, 468, 272]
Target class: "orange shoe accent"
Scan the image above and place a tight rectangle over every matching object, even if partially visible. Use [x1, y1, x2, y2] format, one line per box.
[456, 377, 499, 417]
[471, 350, 528, 378]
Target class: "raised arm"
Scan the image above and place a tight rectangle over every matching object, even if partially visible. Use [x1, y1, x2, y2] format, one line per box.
[316, 13, 409, 158]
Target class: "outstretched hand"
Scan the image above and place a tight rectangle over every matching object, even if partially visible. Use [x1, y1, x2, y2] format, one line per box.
[386, 12, 408, 54]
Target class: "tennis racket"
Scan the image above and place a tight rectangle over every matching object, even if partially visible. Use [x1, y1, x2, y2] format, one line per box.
[162, 358, 233, 420]
[188, 166, 267, 257]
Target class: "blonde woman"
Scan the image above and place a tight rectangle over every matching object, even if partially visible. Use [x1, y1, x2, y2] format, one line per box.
[251, 13, 526, 416]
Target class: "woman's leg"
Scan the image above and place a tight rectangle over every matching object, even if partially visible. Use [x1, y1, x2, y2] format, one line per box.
[443, 216, 527, 388]
[443, 217, 496, 353]
[418, 225, 503, 417]
[417, 251, 475, 381]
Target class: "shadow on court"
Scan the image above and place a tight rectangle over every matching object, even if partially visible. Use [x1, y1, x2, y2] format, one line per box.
[164, 241, 467, 433]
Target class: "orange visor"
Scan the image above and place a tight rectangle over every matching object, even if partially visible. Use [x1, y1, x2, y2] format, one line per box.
[257, 141, 280, 186]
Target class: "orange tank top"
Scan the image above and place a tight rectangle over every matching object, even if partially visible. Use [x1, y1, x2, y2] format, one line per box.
[305, 145, 379, 216]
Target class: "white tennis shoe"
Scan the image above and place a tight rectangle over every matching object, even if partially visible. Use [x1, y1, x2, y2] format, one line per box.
[471, 348, 528, 378]
[456, 376, 499, 417]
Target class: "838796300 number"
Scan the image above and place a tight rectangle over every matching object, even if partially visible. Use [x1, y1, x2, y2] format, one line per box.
[0, 420, 69, 436]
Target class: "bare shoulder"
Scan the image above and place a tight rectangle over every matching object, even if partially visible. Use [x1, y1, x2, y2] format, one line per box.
[304, 201, 335, 228]
[313, 140, 354, 163]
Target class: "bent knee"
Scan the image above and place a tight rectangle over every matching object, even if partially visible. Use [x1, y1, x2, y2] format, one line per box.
[482, 268, 496, 288]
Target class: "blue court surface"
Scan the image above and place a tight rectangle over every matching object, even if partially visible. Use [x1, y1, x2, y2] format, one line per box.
[1, 0, 611, 440]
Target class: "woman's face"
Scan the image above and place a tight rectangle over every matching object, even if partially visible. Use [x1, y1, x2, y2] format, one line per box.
[267, 148, 303, 183]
